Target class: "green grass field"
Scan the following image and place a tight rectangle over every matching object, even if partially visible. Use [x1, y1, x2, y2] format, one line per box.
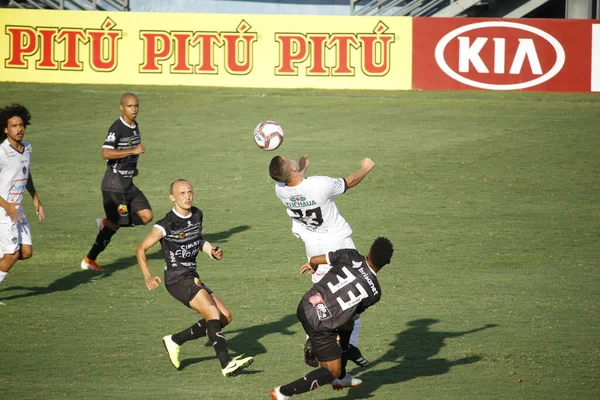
[0, 82, 599, 399]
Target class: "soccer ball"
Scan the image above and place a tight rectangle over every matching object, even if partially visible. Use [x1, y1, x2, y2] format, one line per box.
[254, 121, 284, 151]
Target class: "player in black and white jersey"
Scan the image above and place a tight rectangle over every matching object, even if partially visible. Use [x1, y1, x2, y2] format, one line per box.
[270, 237, 394, 399]
[81, 93, 152, 271]
[270, 155, 375, 367]
[135, 179, 253, 377]
[0, 104, 45, 301]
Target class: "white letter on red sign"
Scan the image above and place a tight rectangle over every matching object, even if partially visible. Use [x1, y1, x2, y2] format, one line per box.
[510, 39, 542, 75]
[458, 36, 488, 73]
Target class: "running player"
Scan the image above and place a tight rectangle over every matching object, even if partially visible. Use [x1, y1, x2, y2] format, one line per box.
[81, 93, 152, 271]
[135, 179, 253, 377]
[0, 104, 45, 301]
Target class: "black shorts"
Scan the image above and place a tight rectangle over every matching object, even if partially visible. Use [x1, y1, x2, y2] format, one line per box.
[297, 300, 344, 363]
[102, 185, 151, 226]
[165, 270, 213, 308]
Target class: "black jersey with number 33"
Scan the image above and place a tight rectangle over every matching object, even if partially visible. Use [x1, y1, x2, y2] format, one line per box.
[302, 248, 382, 331]
[154, 207, 206, 285]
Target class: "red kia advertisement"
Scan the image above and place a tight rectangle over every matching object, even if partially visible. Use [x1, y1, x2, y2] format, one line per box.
[413, 18, 598, 92]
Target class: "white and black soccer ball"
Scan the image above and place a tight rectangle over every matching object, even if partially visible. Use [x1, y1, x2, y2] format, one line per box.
[254, 121, 284, 151]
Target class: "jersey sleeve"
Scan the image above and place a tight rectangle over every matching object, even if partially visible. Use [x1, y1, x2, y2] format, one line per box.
[328, 248, 361, 269]
[317, 176, 347, 198]
[153, 218, 167, 237]
[102, 125, 120, 149]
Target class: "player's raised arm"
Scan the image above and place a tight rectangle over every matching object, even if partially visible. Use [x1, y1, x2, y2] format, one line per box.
[298, 154, 309, 177]
[344, 157, 375, 189]
[135, 227, 164, 290]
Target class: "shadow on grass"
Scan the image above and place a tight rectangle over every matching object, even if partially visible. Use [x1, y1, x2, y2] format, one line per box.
[0, 224, 251, 302]
[341, 319, 498, 399]
[179, 313, 299, 371]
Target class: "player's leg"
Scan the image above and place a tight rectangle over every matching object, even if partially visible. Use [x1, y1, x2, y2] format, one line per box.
[17, 219, 33, 260]
[272, 303, 343, 398]
[0, 221, 25, 285]
[128, 186, 152, 226]
[188, 286, 252, 376]
[81, 191, 121, 271]
[210, 293, 233, 328]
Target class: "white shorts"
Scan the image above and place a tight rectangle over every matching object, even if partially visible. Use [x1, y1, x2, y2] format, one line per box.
[0, 215, 32, 255]
[303, 236, 356, 283]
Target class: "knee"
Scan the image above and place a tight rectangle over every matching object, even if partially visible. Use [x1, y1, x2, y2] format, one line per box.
[326, 364, 342, 379]
[221, 310, 233, 327]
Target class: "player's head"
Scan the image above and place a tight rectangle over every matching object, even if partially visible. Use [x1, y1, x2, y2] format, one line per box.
[269, 156, 297, 183]
[1, 103, 31, 143]
[119, 93, 139, 124]
[169, 179, 194, 211]
[367, 237, 394, 270]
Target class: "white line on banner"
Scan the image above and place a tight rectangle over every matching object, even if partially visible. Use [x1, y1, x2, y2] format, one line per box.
[592, 25, 600, 92]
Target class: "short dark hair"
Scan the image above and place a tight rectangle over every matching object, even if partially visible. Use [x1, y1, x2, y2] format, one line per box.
[369, 237, 394, 269]
[1, 103, 31, 141]
[120, 92, 138, 104]
[269, 156, 290, 183]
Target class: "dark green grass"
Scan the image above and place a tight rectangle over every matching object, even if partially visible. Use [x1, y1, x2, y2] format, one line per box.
[0, 83, 599, 399]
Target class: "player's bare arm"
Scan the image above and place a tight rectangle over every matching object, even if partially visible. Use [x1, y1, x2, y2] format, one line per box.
[26, 173, 44, 220]
[201, 241, 223, 260]
[101, 144, 145, 160]
[298, 154, 310, 176]
[344, 157, 375, 189]
[0, 197, 23, 223]
[135, 227, 163, 290]
[299, 254, 327, 274]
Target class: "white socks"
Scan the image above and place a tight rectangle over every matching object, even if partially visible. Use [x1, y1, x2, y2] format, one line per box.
[0, 271, 7, 284]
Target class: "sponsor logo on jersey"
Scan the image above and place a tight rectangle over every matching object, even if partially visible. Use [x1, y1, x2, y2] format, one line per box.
[117, 204, 129, 216]
[133, 131, 138, 136]
[22, 166, 27, 175]
[12, 237, 17, 244]
[352, 260, 363, 269]
[358, 267, 379, 296]
[285, 196, 317, 208]
[308, 292, 324, 306]
[106, 132, 116, 142]
[315, 303, 332, 321]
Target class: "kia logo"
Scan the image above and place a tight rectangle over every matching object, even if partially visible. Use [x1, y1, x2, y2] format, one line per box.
[435, 22, 565, 91]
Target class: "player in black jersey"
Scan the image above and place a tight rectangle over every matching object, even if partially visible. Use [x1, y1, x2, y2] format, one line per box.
[135, 179, 253, 377]
[81, 93, 152, 271]
[270, 237, 394, 399]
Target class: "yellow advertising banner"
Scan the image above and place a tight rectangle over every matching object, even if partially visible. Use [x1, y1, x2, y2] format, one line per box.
[0, 9, 412, 90]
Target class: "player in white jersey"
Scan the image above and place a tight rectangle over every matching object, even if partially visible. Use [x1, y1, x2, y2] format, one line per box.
[0, 104, 45, 300]
[269, 155, 374, 367]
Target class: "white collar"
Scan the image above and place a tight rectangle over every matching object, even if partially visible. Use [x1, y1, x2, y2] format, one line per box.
[120, 117, 137, 129]
[172, 208, 191, 219]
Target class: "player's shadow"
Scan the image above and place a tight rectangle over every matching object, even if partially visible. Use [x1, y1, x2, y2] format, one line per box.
[0, 250, 165, 302]
[0, 224, 251, 302]
[204, 225, 250, 244]
[342, 319, 498, 399]
[179, 313, 299, 370]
